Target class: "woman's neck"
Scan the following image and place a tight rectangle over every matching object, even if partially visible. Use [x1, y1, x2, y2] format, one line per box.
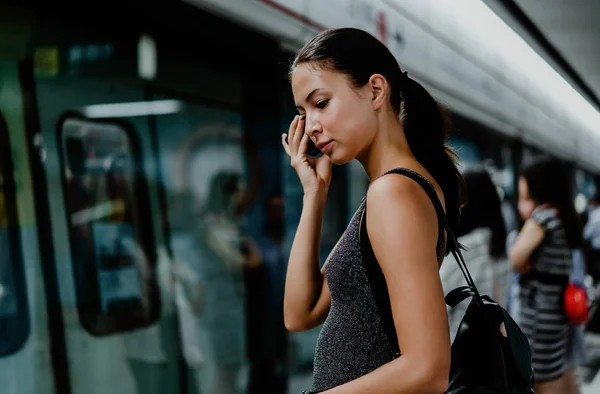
[357, 115, 416, 181]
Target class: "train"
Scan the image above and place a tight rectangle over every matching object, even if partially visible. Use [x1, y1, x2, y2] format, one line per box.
[0, 1, 597, 394]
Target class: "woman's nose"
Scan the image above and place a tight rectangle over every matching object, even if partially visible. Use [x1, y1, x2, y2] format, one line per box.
[304, 117, 322, 137]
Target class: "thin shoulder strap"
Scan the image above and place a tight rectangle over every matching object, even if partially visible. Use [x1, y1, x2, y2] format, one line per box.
[359, 168, 481, 356]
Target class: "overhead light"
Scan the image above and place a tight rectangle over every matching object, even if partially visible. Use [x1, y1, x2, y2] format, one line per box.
[432, 0, 600, 139]
[82, 99, 182, 118]
[138, 34, 157, 80]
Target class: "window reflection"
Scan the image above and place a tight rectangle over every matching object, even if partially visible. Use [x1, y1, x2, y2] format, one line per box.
[157, 106, 264, 393]
[0, 195, 18, 318]
[59, 115, 159, 335]
[0, 111, 29, 356]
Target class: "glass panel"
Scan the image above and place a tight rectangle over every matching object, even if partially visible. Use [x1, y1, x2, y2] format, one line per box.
[58, 116, 159, 336]
[156, 101, 252, 394]
[0, 111, 29, 356]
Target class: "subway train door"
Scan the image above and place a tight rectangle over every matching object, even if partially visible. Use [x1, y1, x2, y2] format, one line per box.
[0, 60, 56, 394]
[32, 74, 182, 394]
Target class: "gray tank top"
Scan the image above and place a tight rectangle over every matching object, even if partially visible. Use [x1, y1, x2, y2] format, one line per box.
[311, 168, 445, 391]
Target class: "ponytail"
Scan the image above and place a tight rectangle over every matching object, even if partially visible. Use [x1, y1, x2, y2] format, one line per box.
[401, 76, 464, 249]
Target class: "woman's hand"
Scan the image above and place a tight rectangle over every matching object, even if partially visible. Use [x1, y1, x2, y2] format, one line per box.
[242, 237, 262, 269]
[282, 116, 332, 199]
[510, 218, 544, 274]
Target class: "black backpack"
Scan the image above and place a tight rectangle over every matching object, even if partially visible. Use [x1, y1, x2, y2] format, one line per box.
[360, 168, 535, 394]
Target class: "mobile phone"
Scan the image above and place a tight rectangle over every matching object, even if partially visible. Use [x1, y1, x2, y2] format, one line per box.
[306, 139, 323, 158]
[286, 117, 323, 158]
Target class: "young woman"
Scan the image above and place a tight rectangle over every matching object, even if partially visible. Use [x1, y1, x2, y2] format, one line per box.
[281, 28, 464, 393]
[510, 158, 583, 394]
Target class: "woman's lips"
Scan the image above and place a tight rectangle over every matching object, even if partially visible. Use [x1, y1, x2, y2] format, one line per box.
[317, 141, 333, 153]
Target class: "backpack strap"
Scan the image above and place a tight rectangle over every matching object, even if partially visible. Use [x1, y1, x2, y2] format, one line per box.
[359, 168, 481, 357]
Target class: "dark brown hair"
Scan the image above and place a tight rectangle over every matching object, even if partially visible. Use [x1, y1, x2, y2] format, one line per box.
[460, 168, 507, 258]
[521, 158, 582, 249]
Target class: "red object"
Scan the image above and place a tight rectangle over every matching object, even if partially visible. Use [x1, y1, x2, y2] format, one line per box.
[564, 282, 589, 325]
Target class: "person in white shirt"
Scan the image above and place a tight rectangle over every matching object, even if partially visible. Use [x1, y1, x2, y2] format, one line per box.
[440, 167, 508, 341]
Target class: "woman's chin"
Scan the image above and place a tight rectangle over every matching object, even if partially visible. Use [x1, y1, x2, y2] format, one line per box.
[328, 151, 352, 166]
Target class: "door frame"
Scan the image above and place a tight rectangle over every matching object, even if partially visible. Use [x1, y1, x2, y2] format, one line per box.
[19, 59, 72, 394]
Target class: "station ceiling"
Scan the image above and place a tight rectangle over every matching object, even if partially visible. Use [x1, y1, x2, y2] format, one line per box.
[484, 0, 600, 110]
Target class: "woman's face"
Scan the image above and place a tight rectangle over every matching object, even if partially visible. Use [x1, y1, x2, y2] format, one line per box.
[518, 177, 536, 220]
[290, 63, 377, 165]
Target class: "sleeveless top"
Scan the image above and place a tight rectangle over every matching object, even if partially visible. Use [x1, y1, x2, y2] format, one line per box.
[311, 168, 445, 392]
[518, 206, 571, 382]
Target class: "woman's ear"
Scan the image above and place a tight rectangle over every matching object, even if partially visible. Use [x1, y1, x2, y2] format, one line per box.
[368, 74, 388, 111]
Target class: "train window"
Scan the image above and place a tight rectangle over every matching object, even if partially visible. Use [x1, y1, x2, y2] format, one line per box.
[58, 115, 160, 336]
[0, 112, 29, 355]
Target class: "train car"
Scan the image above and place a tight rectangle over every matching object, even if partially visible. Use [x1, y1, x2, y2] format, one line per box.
[0, 1, 598, 394]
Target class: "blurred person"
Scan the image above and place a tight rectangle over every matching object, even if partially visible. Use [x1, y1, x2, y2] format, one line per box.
[507, 182, 588, 392]
[245, 191, 289, 394]
[583, 193, 600, 384]
[510, 158, 583, 394]
[564, 248, 588, 394]
[440, 167, 508, 341]
[187, 171, 261, 394]
[167, 191, 206, 394]
[505, 228, 521, 323]
[584, 192, 600, 285]
[501, 197, 519, 234]
[282, 28, 463, 393]
[506, 192, 529, 324]
[123, 245, 180, 394]
[505, 184, 530, 325]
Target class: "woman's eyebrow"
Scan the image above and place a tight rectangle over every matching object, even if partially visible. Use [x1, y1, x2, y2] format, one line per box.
[295, 88, 324, 110]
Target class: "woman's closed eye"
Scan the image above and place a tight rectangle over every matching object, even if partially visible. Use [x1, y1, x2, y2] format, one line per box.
[315, 99, 329, 109]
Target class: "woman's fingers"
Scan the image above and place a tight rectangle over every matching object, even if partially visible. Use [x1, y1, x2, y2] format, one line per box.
[287, 115, 299, 153]
[299, 132, 310, 158]
[292, 116, 305, 148]
[285, 115, 307, 157]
